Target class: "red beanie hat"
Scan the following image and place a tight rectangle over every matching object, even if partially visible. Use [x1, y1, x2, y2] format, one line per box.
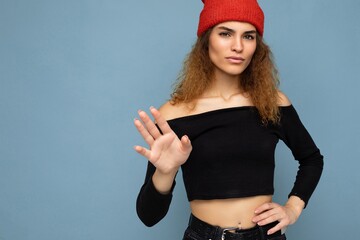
[197, 0, 264, 37]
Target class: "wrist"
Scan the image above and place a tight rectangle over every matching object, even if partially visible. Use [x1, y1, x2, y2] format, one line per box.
[152, 168, 178, 194]
[285, 196, 305, 223]
[156, 166, 179, 176]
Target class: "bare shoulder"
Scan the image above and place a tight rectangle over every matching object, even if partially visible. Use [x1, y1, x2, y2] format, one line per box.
[277, 91, 292, 106]
[158, 101, 190, 121]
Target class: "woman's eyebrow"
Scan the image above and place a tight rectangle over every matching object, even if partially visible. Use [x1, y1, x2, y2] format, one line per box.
[216, 26, 257, 35]
[217, 26, 235, 32]
[244, 30, 257, 34]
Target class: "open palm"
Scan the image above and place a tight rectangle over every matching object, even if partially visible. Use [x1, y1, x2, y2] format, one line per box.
[134, 107, 192, 174]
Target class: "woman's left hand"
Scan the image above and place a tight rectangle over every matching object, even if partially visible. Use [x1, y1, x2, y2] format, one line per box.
[252, 197, 304, 235]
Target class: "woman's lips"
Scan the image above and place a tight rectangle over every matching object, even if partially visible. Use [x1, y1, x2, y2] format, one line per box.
[226, 56, 245, 63]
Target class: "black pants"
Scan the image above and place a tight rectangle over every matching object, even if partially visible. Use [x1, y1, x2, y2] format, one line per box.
[183, 214, 286, 240]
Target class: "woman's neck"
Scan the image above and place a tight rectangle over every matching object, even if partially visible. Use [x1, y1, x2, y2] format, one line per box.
[203, 71, 244, 101]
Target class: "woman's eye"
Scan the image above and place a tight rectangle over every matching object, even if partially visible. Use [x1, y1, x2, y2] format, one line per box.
[244, 35, 255, 40]
[219, 32, 231, 37]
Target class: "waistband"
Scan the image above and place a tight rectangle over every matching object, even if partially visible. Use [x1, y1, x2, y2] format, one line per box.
[187, 214, 283, 240]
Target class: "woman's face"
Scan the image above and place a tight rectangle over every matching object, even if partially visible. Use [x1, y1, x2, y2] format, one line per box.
[208, 21, 257, 77]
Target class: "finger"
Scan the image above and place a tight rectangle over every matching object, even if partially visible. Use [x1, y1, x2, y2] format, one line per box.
[254, 202, 278, 214]
[138, 109, 162, 139]
[253, 203, 280, 223]
[180, 135, 192, 152]
[134, 118, 154, 146]
[150, 106, 172, 134]
[267, 222, 284, 235]
[256, 212, 278, 226]
[133, 145, 152, 160]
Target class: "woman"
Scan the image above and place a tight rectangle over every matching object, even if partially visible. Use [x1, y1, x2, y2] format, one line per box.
[134, 0, 323, 239]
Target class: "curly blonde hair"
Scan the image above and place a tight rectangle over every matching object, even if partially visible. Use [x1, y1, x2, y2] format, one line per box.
[171, 28, 280, 124]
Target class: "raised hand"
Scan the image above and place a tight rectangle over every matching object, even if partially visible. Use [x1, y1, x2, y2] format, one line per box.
[134, 106, 192, 175]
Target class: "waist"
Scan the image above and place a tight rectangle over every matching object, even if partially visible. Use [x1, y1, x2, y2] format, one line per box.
[190, 195, 272, 229]
[185, 213, 284, 240]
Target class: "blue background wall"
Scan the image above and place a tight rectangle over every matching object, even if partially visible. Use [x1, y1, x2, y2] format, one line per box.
[1, 0, 359, 239]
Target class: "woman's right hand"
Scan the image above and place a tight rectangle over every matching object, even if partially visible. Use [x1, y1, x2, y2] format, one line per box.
[134, 106, 192, 175]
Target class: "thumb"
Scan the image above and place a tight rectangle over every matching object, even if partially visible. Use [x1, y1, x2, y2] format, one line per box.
[180, 135, 192, 150]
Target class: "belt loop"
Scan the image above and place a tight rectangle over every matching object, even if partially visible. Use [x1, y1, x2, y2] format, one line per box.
[257, 224, 266, 240]
[188, 214, 193, 226]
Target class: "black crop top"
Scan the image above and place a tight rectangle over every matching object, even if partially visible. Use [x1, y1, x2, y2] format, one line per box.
[136, 105, 323, 227]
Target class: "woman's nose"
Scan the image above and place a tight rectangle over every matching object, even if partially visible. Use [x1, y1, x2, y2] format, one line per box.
[231, 38, 243, 52]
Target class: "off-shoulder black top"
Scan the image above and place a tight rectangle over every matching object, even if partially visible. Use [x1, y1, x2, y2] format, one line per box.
[136, 105, 323, 226]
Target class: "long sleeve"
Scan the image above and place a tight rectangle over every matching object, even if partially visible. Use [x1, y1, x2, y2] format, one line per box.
[278, 105, 324, 207]
[136, 162, 176, 227]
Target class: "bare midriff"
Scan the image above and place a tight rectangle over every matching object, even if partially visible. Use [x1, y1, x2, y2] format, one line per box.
[190, 195, 272, 229]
